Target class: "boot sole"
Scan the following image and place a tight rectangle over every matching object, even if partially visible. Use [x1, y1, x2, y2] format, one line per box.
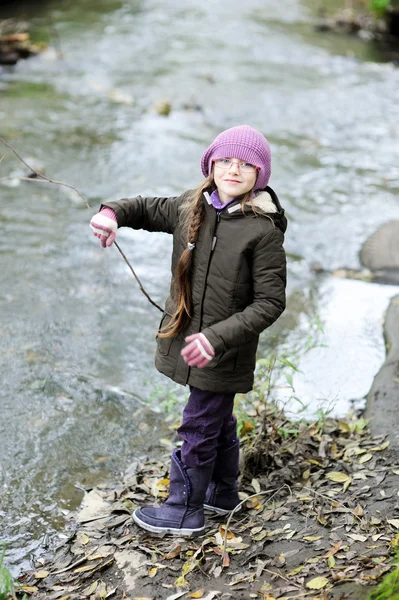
[203, 503, 241, 516]
[132, 511, 205, 536]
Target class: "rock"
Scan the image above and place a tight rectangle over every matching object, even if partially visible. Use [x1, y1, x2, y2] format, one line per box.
[365, 295, 399, 446]
[360, 220, 399, 280]
[77, 490, 112, 523]
[152, 99, 172, 116]
[0, 18, 44, 65]
[114, 549, 147, 595]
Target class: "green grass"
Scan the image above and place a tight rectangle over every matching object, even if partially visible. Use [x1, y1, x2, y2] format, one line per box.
[0, 546, 15, 600]
[367, 551, 399, 600]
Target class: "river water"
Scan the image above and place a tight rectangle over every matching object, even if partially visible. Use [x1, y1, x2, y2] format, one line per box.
[1, 0, 399, 572]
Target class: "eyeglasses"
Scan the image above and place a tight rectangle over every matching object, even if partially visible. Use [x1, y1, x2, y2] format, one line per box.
[213, 158, 258, 173]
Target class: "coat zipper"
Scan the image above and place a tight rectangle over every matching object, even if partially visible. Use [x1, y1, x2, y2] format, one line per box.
[212, 211, 221, 251]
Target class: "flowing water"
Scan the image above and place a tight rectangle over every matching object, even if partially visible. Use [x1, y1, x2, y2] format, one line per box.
[1, 0, 399, 571]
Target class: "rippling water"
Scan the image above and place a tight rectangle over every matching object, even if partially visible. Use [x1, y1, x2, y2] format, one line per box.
[1, 0, 399, 571]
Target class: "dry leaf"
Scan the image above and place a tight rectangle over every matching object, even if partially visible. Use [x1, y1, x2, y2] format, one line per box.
[323, 540, 342, 558]
[164, 544, 181, 559]
[82, 581, 98, 596]
[218, 525, 235, 539]
[388, 519, 399, 529]
[326, 472, 350, 483]
[347, 533, 368, 542]
[33, 570, 49, 579]
[187, 590, 204, 598]
[156, 478, 170, 489]
[358, 453, 373, 464]
[306, 576, 329, 589]
[148, 567, 157, 578]
[373, 441, 390, 451]
[327, 555, 336, 568]
[74, 564, 94, 574]
[354, 504, 364, 517]
[77, 532, 90, 545]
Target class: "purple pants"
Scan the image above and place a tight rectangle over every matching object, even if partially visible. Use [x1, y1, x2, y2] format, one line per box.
[177, 386, 237, 468]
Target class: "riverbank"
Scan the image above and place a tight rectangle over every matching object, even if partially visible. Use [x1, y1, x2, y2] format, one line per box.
[315, 2, 399, 63]
[16, 410, 399, 599]
[0, 19, 44, 65]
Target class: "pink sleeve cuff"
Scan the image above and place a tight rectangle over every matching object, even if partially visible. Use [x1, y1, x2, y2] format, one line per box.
[100, 207, 117, 222]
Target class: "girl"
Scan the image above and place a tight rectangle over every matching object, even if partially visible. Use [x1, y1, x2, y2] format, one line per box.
[89, 125, 287, 536]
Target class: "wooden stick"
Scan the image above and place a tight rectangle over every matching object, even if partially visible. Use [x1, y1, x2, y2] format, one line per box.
[0, 137, 163, 312]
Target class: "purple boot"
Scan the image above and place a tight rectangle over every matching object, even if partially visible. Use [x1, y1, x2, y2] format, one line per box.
[133, 450, 214, 536]
[203, 440, 240, 515]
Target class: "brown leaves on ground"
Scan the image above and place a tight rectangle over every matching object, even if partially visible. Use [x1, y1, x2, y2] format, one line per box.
[18, 414, 399, 599]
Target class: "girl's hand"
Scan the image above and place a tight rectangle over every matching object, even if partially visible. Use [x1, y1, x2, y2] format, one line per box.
[181, 333, 215, 368]
[90, 208, 117, 247]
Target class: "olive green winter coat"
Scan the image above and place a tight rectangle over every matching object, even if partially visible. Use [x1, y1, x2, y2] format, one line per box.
[103, 186, 287, 393]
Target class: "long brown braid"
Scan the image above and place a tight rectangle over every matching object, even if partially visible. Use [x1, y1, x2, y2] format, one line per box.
[158, 173, 256, 338]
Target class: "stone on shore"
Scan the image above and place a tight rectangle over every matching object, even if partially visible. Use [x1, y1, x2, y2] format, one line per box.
[360, 220, 399, 271]
[366, 294, 399, 445]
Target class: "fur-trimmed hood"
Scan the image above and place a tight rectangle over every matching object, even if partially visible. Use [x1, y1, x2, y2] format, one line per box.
[224, 186, 287, 234]
[250, 186, 287, 234]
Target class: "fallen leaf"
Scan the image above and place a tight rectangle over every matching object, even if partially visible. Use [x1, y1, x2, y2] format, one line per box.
[164, 544, 181, 559]
[388, 519, 399, 529]
[287, 565, 305, 576]
[323, 540, 342, 558]
[258, 581, 273, 592]
[343, 477, 352, 492]
[77, 532, 90, 545]
[326, 472, 350, 483]
[354, 504, 365, 517]
[82, 581, 98, 596]
[306, 576, 329, 589]
[148, 567, 157, 578]
[218, 525, 235, 539]
[358, 453, 373, 464]
[187, 590, 204, 598]
[327, 555, 336, 568]
[16, 586, 38, 594]
[156, 478, 170, 489]
[33, 570, 49, 579]
[347, 533, 368, 542]
[74, 564, 94, 574]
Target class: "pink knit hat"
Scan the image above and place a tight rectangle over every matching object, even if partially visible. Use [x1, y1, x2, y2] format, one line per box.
[201, 125, 271, 191]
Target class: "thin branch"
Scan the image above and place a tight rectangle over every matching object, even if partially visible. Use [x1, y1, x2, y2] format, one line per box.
[0, 137, 164, 313]
[302, 485, 361, 521]
[262, 567, 303, 589]
[114, 241, 163, 312]
[0, 137, 90, 208]
[222, 484, 292, 559]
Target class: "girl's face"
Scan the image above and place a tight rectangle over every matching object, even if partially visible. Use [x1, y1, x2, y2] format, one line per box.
[213, 158, 258, 204]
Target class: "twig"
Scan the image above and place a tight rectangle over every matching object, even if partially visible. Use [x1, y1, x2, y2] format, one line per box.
[302, 485, 361, 521]
[0, 137, 90, 208]
[263, 566, 303, 589]
[0, 137, 163, 312]
[114, 241, 163, 312]
[222, 484, 292, 559]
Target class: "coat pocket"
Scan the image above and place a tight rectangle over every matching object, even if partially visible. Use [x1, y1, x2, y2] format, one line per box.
[208, 347, 239, 372]
[156, 313, 174, 356]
